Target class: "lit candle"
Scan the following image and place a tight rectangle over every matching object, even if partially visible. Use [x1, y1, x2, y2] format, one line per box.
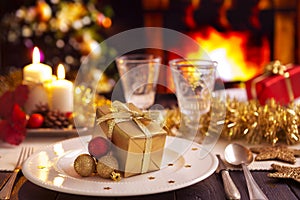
[23, 47, 52, 114]
[23, 47, 52, 83]
[51, 64, 74, 113]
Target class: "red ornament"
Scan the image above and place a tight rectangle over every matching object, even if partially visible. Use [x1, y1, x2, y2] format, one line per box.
[27, 113, 44, 128]
[88, 136, 111, 158]
[65, 112, 73, 119]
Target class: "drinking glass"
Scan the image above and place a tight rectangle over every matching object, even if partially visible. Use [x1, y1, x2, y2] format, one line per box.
[115, 54, 161, 109]
[170, 59, 217, 139]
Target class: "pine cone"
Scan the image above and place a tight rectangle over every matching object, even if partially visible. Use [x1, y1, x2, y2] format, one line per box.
[33, 103, 50, 116]
[44, 110, 72, 129]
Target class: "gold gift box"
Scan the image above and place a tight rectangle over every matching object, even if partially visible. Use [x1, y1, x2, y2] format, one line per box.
[96, 103, 167, 177]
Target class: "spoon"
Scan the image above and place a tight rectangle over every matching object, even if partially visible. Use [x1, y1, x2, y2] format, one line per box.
[224, 143, 268, 200]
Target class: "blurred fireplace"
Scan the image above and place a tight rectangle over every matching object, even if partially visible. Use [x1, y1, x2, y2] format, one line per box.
[172, 27, 270, 82]
[142, 0, 300, 91]
[169, 0, 271, 82]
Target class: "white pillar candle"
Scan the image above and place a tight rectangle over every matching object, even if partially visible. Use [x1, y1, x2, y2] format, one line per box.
[23, 47, 52, 114]
[51, 64, 74, 113]
[23, 47, 52, 83]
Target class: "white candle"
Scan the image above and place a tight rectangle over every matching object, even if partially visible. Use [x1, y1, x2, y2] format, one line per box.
[23, 47, 52, 83]
[51, 64, 74, 113]
[23, 47, 52, 114]
[25, 84, 49, 114]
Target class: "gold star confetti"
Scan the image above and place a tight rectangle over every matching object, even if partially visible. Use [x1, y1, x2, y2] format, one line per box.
[268, 164, 300, 182]
[250, 146, 300, 164]
[192, 147, 198, 151]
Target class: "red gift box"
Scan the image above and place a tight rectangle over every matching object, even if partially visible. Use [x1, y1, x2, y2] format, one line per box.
[245, 62, 300, 105]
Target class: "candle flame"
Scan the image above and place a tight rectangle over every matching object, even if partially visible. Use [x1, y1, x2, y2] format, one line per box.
[32, 47, 41, 64]
[57, 64, 65, 80]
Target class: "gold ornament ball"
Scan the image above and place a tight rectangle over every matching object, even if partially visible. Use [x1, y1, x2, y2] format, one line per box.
[74, 154, 96, 177]
[96, 155, 119, 179]
[37, 1, 52, 22]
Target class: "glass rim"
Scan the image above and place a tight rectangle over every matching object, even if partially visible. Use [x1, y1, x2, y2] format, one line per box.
[116, 54, 161, 64]
[169, 59, 217, 69]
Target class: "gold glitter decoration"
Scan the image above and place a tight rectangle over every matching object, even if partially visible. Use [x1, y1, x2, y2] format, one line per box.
[184, 164, 192, 168]
[168, 163, 174, 166]
[192, 147, 198, 151]
[96, 155, 120, 181]
[165, 98, 300, 145]
[250, 146, 300, 164]
[268, 164, 300, 182]
[103, 187, 112, 190]
[0, 69, 23, 96]
[110, 171, 121, 181]
[168, 180, 175, 184]
[164, 108, 181, 136]
[74, 154, 96, 177]
[148, 176, 155, 180]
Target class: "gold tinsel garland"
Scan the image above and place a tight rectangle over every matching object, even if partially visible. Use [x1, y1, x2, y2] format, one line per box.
[0, 69, 23, 97]
[166, 98, 300, 145]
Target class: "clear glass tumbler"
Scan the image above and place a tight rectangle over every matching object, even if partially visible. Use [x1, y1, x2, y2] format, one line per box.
[116, 54, 161, 109]
[170, 59, 217, 139]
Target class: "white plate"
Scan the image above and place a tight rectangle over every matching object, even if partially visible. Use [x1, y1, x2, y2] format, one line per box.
[23, 136, 218, 196]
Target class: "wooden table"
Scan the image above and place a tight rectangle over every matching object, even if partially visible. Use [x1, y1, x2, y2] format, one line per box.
[1, 169, 300, 200]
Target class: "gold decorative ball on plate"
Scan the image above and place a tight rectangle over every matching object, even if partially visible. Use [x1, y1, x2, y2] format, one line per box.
[96, 155, 119, 179]
[74, 154, 96, 177]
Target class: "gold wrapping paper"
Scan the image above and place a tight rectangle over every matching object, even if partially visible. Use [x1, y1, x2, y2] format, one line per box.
[96, 102, 167, 177]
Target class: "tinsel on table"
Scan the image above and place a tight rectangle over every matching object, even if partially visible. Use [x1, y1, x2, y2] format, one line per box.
[165, 98, 300, 145]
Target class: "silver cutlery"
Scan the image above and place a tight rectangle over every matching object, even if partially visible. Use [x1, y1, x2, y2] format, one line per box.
[216, 154, 241, 200]
[0, 147, 34, 200]
[224, 143, 268, 200]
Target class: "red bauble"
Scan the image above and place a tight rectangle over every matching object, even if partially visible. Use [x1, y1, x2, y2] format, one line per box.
[27, 113, 44, 128]
[88, 136, 110, 158]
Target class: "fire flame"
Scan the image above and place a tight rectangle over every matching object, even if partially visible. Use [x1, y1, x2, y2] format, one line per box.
[187, 28, 270, 81]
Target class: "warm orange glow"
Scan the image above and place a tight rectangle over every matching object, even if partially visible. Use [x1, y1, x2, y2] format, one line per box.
[37, 0, 52, 21]
[57, 64, 65, 80]
[32, 47, 41, 64]
[187, 28, 270, 81]
[102, 17, 112, 28]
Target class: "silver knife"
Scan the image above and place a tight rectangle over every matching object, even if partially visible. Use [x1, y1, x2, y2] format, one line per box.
[216, 154, 241, 200]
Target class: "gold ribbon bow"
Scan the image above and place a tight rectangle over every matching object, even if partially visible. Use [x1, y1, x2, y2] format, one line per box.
[251, 60, 294, 102]
[265, 60, 287, 75]
[96, 101, 160, 173]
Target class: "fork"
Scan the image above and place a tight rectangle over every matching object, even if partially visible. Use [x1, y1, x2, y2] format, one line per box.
[0, 147, 34, 200]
